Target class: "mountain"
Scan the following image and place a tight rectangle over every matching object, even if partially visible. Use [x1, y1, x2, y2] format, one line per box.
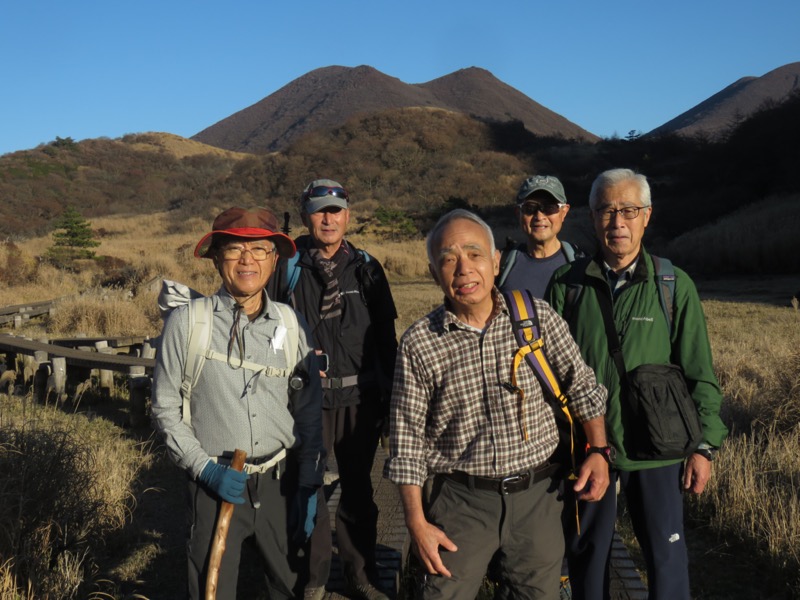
[192, 65, 598, 153]
[649, 62, 800, 139]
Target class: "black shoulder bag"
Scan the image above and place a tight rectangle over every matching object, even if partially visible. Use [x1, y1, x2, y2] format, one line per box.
[596, 289, 703, 460]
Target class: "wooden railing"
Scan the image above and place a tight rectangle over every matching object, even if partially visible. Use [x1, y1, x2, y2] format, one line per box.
[0, 299, 59, 327]
[0, 333, 157, 426]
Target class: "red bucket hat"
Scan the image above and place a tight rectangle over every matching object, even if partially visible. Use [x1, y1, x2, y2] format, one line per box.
[194, 207, 296, 259]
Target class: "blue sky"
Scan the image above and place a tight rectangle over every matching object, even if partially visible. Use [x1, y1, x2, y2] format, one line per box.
[2, 1, 798, 156]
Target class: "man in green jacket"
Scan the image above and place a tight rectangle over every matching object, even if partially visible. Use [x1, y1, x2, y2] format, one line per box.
[547, 168, 728, 600]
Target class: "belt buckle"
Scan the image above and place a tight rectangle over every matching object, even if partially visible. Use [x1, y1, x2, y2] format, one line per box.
[500, 474, 523, 495]
[328, 377, 343, 389]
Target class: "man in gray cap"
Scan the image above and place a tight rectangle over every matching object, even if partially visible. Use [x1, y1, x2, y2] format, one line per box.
[497, 174, 582, 298]
[269, 179, 398, 600]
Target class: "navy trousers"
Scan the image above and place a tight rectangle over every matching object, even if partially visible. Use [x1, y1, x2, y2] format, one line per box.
[564, 462, 691, 600]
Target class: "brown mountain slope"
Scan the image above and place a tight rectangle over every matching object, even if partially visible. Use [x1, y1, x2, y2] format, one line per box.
[192, 65, 598, 153]
[649, 62, 800, 139]
[418, 67, 594, 141]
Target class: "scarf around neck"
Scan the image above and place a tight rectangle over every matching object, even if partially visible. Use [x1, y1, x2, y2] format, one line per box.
[308, 242, 350, 320]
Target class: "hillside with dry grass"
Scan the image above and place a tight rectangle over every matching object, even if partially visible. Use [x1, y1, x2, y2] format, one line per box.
[2, 89, 800, 272]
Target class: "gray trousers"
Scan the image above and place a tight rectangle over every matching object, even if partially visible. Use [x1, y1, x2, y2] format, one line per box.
[417, 475, 563, 600]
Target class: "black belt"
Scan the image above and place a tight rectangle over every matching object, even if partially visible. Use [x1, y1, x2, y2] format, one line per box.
[442, 463, 556, 495]
[320, 372, 377, 390]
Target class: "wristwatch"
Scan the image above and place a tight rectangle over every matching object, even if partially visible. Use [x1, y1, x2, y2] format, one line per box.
[585, 445, 616, 465]
[694, 445, 718, 461]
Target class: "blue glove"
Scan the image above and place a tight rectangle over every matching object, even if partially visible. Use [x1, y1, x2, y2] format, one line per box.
[289, 486, 318, 545]
[198, 461, 250, 505]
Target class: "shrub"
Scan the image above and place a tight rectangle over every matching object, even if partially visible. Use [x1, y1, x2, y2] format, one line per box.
[45, 206, 101, 267]
[0, 396, 147, 599]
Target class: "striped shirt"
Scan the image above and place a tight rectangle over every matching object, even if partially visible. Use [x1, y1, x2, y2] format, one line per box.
[152, 286, 324, 487]
[385, 290, 606, 487]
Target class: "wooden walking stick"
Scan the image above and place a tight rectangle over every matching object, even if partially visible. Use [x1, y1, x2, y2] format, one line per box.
[205, 448, 247, 600]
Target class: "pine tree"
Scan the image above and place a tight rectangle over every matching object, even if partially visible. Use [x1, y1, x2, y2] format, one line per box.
[46, 206, 100, 264]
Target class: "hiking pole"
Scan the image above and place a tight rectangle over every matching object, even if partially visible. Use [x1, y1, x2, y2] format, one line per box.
[205, 448, 247, 600]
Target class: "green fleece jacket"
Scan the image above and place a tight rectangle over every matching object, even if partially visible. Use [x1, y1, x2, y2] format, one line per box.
[547, 248, 728, 471]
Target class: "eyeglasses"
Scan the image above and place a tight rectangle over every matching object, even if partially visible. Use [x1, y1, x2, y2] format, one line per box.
[306, 186, 349, 201]
[594, 206, 646, 221]
[519, 201, 562, 216]
[219, 244, 276, 261]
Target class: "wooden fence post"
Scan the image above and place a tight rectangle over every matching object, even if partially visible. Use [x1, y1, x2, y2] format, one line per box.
[128, 339, 156, 427]
[128, 366, 148, 427]
[95, 341, 114, 399]
[33, 349, 50, 403]
[51, 356, 67, 402]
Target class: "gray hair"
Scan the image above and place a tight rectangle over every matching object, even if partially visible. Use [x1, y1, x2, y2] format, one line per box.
[589, 168, 652, 210]
[426, 209, 496, 266]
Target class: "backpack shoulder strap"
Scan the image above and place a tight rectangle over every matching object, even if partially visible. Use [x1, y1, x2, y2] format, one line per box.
[650, 255, 676, 333]
[285, 252, 302, 297]
[272, 302, 300, 370]
[562, 257, 591, 325]
[497, 246, 520, 287]
[502, 289, 577, 477]
[561, 241, 576, 262]
[181, 298, 302, 427]
[181, 296, 214, 427]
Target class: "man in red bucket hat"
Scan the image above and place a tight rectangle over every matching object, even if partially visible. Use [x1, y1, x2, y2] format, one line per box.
[153, 206, 324, 600]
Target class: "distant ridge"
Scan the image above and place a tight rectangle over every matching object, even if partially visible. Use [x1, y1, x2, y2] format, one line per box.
[192, 65, 599, 153]
[649, 62, 800, 139]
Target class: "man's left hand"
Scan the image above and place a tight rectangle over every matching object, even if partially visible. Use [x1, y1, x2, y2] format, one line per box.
[573, 454, 610, 502]
[683, 452, 711, 494]
[289, 486, 318, 545]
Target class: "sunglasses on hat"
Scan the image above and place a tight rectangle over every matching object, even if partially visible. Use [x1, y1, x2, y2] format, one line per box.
[305, 186, 349, 201]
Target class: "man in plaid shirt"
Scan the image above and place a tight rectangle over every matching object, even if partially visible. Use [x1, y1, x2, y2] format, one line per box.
[385, 209, 610, 599]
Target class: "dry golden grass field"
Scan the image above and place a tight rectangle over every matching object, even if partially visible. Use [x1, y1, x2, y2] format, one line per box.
[1, 211, 799, 599]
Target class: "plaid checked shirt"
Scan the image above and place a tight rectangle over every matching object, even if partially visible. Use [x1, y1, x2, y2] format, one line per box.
[385, 290, 606, 487]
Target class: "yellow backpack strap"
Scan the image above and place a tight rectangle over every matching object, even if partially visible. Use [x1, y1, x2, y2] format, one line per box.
[502, 289, 577, 479]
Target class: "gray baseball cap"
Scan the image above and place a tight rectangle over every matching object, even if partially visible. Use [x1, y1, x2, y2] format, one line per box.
[301, 178, 350, 213]
[516, 175, 567, 205]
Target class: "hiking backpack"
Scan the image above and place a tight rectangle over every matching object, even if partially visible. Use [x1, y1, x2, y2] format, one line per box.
[562, 255, 676, 332]
[497, 241, 582, 288]
[284, 247, 371, 299]
[502, 288, 578, 480]
[158, 279, 300, 426]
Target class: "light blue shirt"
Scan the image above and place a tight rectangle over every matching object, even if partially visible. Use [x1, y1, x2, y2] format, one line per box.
[152, 287, 324, 487]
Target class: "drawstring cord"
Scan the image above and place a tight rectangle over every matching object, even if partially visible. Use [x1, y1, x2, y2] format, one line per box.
[227, 303, 246, 369]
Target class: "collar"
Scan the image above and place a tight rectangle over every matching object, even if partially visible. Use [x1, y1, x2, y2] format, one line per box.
[442, 287, 505, 332]
[603, 257, 639, 283]
[216, 286, 269, 320]
[295, 236, 357, 266]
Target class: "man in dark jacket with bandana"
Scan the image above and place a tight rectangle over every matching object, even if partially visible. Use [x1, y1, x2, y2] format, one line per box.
[269, 179, 398, 600]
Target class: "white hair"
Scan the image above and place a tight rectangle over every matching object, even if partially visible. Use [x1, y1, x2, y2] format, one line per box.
[426, 209, 496, 266]
[589, 168, 652, 210]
